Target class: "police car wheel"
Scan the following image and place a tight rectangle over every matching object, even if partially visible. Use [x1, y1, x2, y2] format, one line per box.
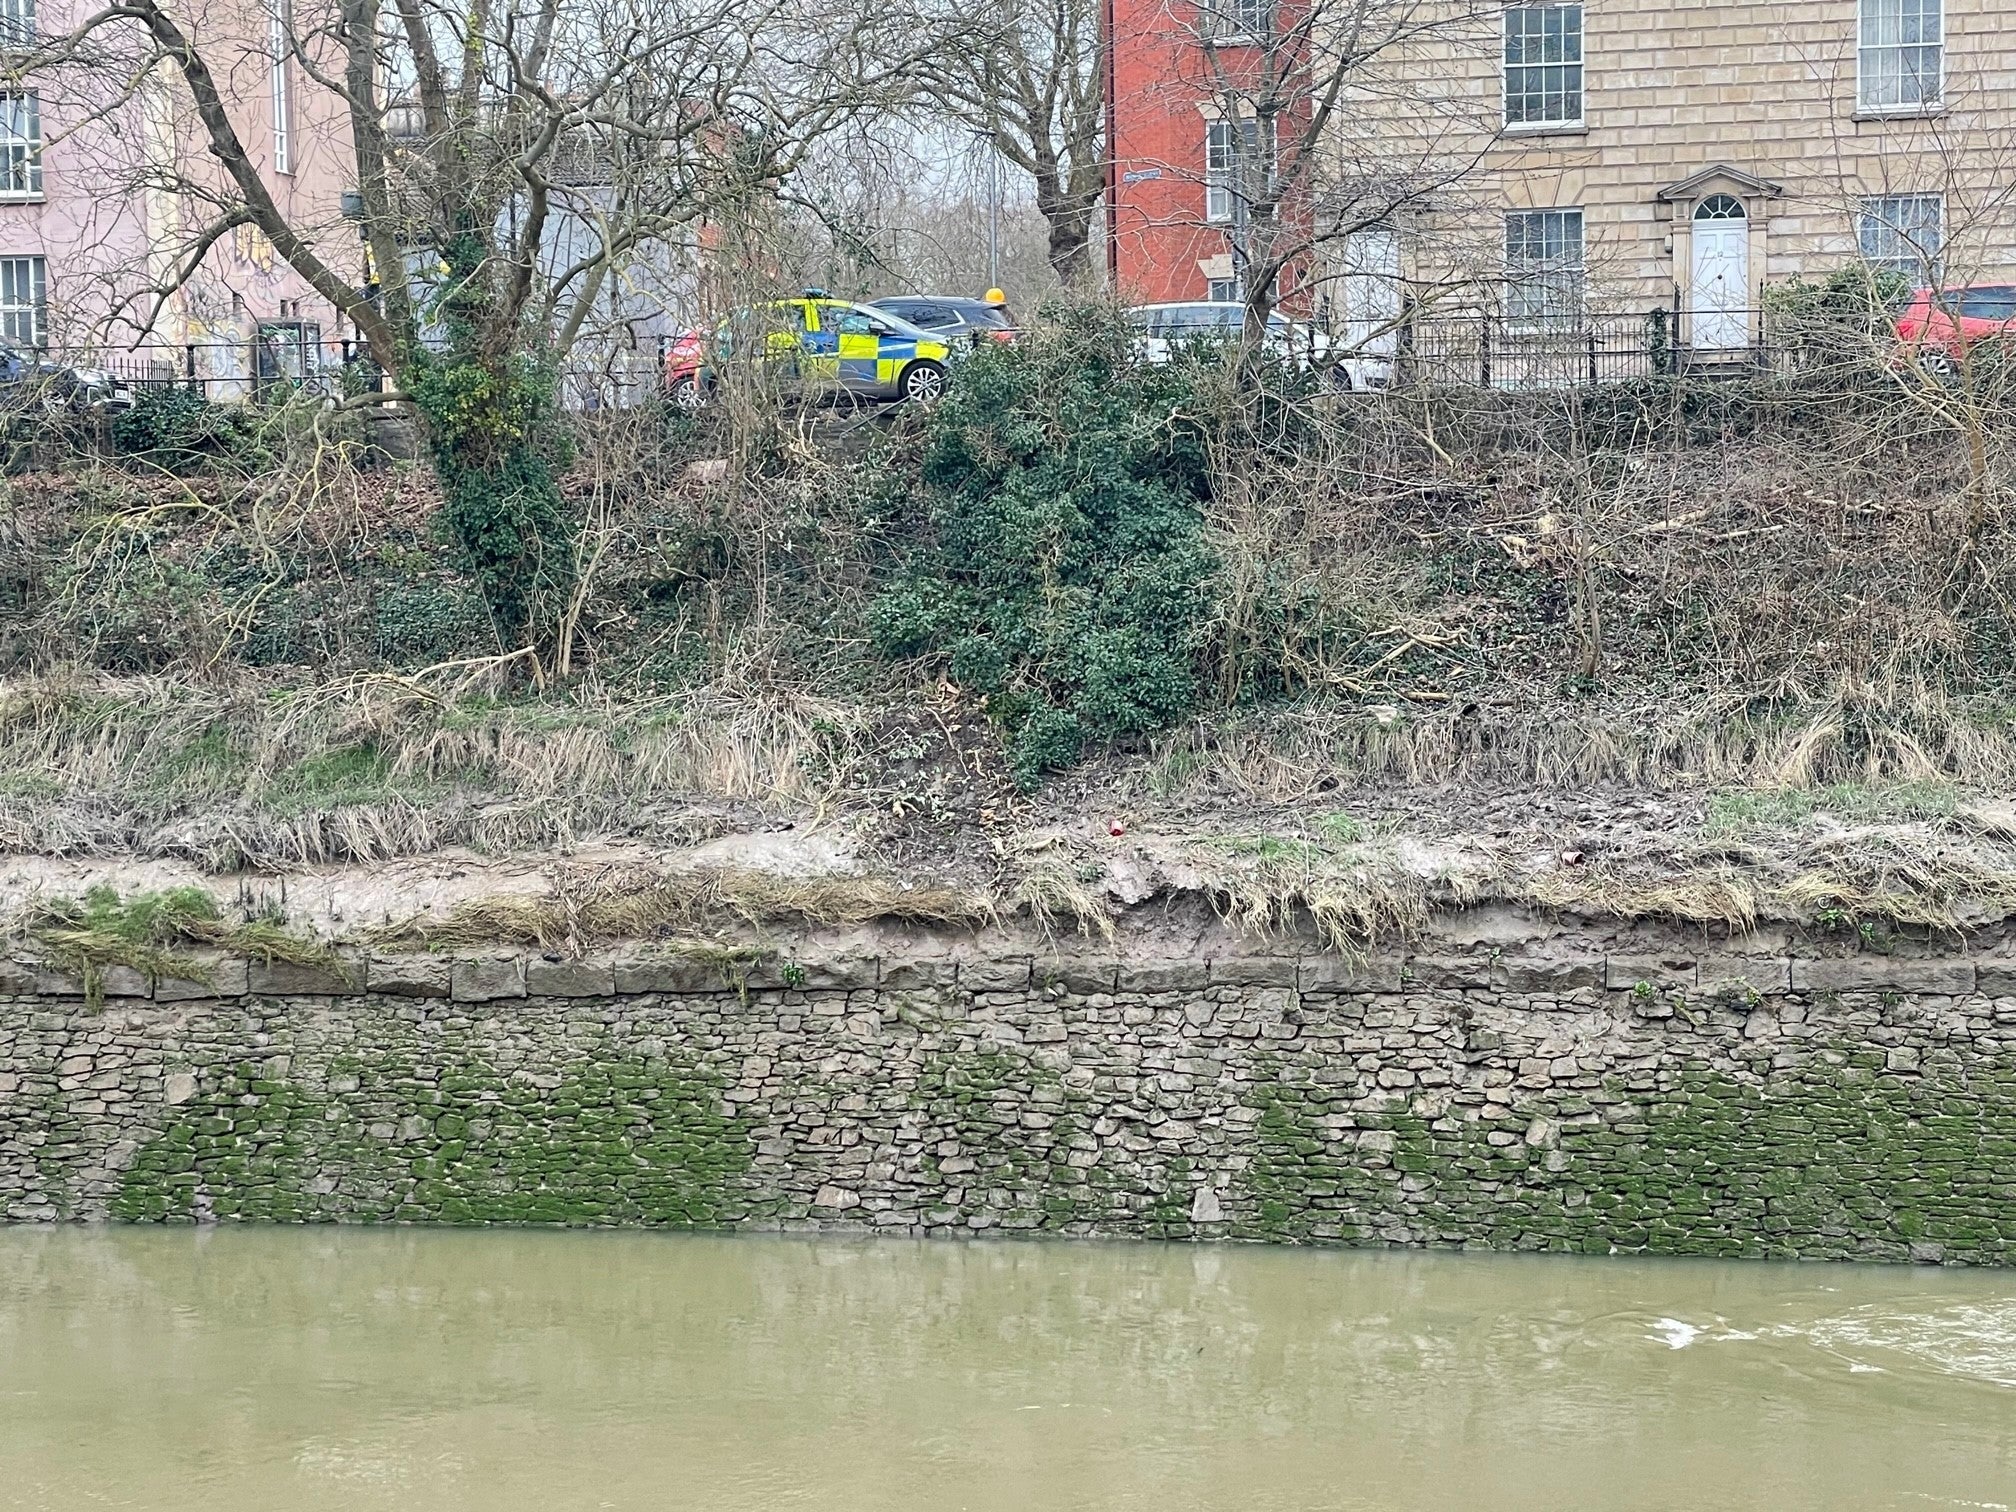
[670, 374, 707, 411]
[899, 360, 946, 402]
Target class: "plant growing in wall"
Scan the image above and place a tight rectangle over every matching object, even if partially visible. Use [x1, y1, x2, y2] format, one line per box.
[25, 885, 339, 1006]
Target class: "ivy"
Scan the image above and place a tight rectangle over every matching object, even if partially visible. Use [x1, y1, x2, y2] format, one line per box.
[869, 305, 1216, 787]
[407, 348, 577, 649]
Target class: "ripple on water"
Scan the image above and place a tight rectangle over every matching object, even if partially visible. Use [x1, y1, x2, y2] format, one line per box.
[1800, 1298, 2016, 1388]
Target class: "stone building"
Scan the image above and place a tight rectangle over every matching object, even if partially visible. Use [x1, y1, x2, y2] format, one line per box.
[1429, 0, 2016, 349]
[1108, 1, 2016, 350]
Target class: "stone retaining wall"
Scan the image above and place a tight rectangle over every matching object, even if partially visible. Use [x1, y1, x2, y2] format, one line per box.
[4, 932, 2015, 1262]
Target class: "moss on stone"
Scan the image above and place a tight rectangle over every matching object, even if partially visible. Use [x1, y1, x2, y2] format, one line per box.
[113, 1046, 753, 1227]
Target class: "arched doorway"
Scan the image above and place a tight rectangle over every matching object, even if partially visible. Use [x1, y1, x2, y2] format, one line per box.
[1690, 194, 1750, 350]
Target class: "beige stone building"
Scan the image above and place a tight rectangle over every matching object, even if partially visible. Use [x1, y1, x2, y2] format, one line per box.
[1349, 1, 2016, 353]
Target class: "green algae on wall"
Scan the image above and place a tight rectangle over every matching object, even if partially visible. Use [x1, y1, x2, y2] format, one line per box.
[1226, 1057, 2016, 1264]
[113, 1050, 754, 1227]
[9, 951, 2016, 1262]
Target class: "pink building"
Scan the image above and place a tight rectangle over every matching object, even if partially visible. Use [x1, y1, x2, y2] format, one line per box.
[1, 0, 357, 388]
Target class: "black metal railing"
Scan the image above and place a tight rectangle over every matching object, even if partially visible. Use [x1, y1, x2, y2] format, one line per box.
[20, 334, 678, 411]
[32, 304, 1874, 414]
[24, 338, 382, 404]
[1382, 306, 1785, 392]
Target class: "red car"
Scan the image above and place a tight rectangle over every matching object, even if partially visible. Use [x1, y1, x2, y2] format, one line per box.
[1893, 284, 2016, 373]
[662, 327, 709, 409]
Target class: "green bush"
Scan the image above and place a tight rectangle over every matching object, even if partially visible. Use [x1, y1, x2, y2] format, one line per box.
[870, 305, 1215, 787]
[1764, 264, 1914, 322]
[1764, 267, 1915, 371]
[109, 386, 257, 467]
[374, 579, 494, 665]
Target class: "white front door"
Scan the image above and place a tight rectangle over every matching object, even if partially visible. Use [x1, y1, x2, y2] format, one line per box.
[1689, 195, 1750, 350]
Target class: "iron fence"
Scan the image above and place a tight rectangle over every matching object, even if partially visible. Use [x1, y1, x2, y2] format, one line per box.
[31, 334, 679, 412]
[1384, 306, 1789, 391]
[32, 305, 1872, 415]
[33, 338, 381, 404]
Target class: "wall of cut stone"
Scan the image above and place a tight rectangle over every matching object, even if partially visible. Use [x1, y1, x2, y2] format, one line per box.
[3, 931, 2014, 1262]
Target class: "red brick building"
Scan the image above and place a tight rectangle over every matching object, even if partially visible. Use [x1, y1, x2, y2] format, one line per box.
[1104, 0, 1311, 307]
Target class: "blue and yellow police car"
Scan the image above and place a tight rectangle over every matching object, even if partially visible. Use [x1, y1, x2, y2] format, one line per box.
[696, 292, 953, 405]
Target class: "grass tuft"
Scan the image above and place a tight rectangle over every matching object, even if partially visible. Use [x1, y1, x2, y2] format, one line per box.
[22, 884, 342, 1006]
[1010, 842, 1117, 941]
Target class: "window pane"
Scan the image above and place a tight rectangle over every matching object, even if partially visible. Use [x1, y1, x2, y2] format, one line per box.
[1860, 0, 1941, 107]
[1206, 122, 1231, 170]
[0, 92, 40, 196]
[1504, 6, 1583, 124]
[1504, 208, 1585, 323]
[1859, 194, 1943, 281]
[1205, 119, 1259, 223]
[0, 255, 46, 347]
[1200, 0, 1270, 37]
[1863, 0, 1943, 45]
[0, 0, 34, 45]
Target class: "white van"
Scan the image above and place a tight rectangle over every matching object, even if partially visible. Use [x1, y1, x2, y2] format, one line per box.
[1123, 302, 1392, 391]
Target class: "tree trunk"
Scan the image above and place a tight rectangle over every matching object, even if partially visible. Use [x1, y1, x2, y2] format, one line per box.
[1047, 206, 1094, 287]
[405, 234, 580, 662]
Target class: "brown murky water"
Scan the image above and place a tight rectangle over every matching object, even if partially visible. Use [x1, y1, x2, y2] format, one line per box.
[1, 1228, 2012, 1510]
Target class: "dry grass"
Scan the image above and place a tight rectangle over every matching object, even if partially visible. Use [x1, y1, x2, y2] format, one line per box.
[1163, 829, 1491, 955]
[1146, 814, 2016, 950]
[0, 672, 868, 867]
[1009, 839, 1118, 942]
[1130, 685, 2016, 806]
[1520, 862, 1765, 933]
[370, 863, 994, 954]
[1516, 828, 2016, 934]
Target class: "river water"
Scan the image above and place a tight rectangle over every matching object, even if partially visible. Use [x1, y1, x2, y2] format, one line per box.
[2, 1230, 2013, 1511]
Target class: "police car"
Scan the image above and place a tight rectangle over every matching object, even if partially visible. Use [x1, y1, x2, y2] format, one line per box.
[677, 292, 953, 408]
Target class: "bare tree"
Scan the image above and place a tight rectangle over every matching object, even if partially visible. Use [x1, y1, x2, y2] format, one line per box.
[933, 0, 1106, 286]
[27, 0, 926, 656]
[1173, 0, 1499, 352]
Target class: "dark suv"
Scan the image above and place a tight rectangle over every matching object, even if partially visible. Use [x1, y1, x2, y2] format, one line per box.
[0, 347, 134, 413]
[866, 296, 1015, 347]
